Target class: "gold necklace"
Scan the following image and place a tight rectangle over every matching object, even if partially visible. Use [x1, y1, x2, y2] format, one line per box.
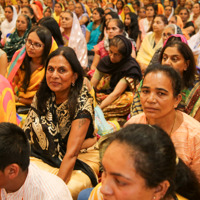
[146, 111, 177, 136]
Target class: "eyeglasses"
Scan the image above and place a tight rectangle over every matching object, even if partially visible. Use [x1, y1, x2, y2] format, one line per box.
[25, 39, 44, 49]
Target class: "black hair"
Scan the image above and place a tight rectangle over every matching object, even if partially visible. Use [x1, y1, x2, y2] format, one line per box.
[38, 17, 64, 46]
[124, 12, 140, 42]
[106, 18, 124, 32]
[145, 3, 156, 15]
[178, 7, 190, 16]
[116, 0, 124, 10]
[5, 5, 13, 12]
[36, 46, 84, 121]
[0, 122, 30, 171]
[98, 12, 119, 41]
[104, 124, 177, 198]
[54, 2, 62, 8]
[144, 64, 182, 97]
[133, 0, 140, 7]
[22, 6, 36, 24]
[159, 41, 196, 88]
[21, 26, 52, 93]
[93, 7, 104, 28]
[102, 124, 200, 199]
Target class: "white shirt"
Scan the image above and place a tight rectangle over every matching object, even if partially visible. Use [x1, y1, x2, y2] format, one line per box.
[1, 163, 72, 200]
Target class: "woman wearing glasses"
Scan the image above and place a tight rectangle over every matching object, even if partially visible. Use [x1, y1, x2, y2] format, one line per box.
[6, 26, 53, 111]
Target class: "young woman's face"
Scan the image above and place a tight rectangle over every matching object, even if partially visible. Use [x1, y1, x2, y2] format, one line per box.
[16, 15, 28, 32]
[109, 46, 123, 63]
[54, 3, 62, 15]
[168, 16, 176, 24]
[124, 6, 131, 14]
[105, 14, 112, 23]
[26, 31, 44, 59]
[163, 0, 170, 6]
[107, 21, 123, 39]
[140, 71, 180, 120]
[101, 141, 158, 200]
[22, 0, 29, 7]
[179, 9, 189, 22]
[5, 7, 13, 22]
[164, 6, 172, 17]
[116, 1, 123, 9]
[46, 55, 77, 98]
[124, 14, 131, 27]
[153, 16, 166, 33]
[192, 3, 200, 15]
[93, 9, 101, 22]
[161, 46, 188, 76]
[145, 6, 154, 17]
[44, 8, 52, 17]
[60, 12, 73, 29]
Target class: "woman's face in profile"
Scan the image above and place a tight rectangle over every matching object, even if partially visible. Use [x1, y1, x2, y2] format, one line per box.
[140, 71, 180, 120]
[60, 12, 73, 29]
[101, 141, 156, 200]
[46, 55, 77, 98]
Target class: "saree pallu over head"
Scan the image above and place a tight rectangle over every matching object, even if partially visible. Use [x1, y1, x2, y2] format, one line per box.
[1, 5, 18, 38]
[3, 16, 32, 62]
[120, 4, 135, 22]
[136, 32, 163, 66]
[67, 12, 88, 68]
[97, 35, 142, 93]
[23, 85, 95, 168]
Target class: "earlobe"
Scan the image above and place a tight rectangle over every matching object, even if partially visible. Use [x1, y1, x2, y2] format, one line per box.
[184, 60, 190, 71]
[6, 164, 20, 179]
[153, 180, 170, 200]
[174, 94, 182, 108]
[73, 73, 78, 83]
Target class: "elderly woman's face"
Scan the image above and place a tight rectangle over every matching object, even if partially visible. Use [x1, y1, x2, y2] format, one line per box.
[162, 27, 174, 42]
[101, 141, 158, 200]
[46, 55, 77, 98]
[161, 46, 188, 75]
[140, 71, 180, 120]
[16, 15, 28, 32]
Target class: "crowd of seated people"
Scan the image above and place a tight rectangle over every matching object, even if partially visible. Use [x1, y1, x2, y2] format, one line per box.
[0, 0, 200, 199]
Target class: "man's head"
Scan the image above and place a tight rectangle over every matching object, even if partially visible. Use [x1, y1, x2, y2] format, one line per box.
[0, 123, 30, 190]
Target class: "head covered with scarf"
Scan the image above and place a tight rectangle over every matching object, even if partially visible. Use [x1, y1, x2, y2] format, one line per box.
[3, 14, 32, 62]
[97, 35, 142, 92]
